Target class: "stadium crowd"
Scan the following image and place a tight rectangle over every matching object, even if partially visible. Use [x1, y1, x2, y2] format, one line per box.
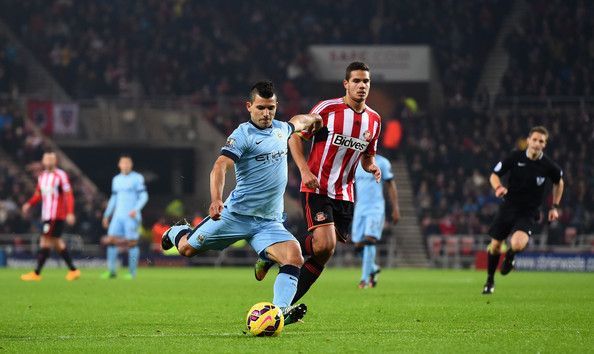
[1, 0, 509, 106]
[500, 0, 594, 98]
[402, 104, 594, 245]
[0, 97, 107, 244]
[1, 0, 592, 254]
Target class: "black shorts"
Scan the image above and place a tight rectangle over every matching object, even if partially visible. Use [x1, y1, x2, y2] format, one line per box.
[42, 220, 66, 238]
[488, 203, 538, 241]
[301, 192, 354, 242]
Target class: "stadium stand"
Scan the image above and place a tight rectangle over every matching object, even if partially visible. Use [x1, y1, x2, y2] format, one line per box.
[0, 0, 510, 106]
[0, 0, 592, 269]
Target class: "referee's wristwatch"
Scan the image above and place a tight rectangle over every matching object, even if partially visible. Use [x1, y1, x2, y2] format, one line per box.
[551, 203, 560, 209]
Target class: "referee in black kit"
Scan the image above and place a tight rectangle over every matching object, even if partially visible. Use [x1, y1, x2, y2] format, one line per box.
[482, 126, 564, 294]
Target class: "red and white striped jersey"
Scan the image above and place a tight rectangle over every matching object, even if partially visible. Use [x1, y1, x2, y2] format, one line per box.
[35, 169, 73, 220]
[298, 97, 381, 202]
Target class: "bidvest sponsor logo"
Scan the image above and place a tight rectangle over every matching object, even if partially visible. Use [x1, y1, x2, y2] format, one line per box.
[332, 134, 369, 152]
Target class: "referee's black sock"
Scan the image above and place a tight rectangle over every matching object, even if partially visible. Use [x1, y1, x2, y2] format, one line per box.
[487, 251, 500, 283]
[291, 258, 324, 305]
[505, 249, 517, 258]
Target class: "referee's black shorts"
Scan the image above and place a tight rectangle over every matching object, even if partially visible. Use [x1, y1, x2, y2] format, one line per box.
[488, 203, 539, 241]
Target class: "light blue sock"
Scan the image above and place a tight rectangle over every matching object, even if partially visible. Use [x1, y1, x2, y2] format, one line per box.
[272, 265, 300, 308]
[355, 247, 364, 260]
[107, 245, 117, 274]
[128, 246, 139, 277]
[362, 244, 376, 283]
[372, 263, 380, 274]
[168, 225, 192, 247]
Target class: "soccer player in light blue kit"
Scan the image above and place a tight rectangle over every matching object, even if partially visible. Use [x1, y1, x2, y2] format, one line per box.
[352, 154, 400, 289]
[161, 81, 322, 325]
[101, 154, 148, 279]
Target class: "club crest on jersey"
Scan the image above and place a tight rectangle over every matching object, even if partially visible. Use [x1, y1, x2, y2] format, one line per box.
[363, 130, 371, 141]
[332, 134, 369, 152]
[274, 128, 283, 139]
[315, 212, 327, 222]
[195, 233, 205, 244]
[536, 177, 545, 186]
[224, 138, 235, 149]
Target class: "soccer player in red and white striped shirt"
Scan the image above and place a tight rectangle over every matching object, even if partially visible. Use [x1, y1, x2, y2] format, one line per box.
[254, 62, 382, 303]
[20, 151, 80, 281]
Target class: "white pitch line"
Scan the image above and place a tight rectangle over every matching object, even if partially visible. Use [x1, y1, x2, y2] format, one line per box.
[0, 328, 588, 342]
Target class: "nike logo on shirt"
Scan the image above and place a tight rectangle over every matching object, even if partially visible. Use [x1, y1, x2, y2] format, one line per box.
[518, 162, 526, 166]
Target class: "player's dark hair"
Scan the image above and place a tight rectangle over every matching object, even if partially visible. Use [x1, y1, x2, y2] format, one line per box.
[529, 126, 549, 139]
[345, 61, 370, 81]
[249, 81, 276, 103]
[119, 153, 132, 160]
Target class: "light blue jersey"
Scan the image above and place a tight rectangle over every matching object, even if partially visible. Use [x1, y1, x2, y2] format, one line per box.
[354, 155, 393, 212]
[220, 120, 295, 221]
[104, 171, 148, 239]
[352, 155, 394, 242]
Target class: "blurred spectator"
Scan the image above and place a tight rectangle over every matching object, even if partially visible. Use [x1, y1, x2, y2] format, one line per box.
[151, 217, 170, 253]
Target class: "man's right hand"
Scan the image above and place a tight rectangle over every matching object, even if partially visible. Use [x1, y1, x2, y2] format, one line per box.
[301, 169, 320, 190]
[209, 200, 225, 220]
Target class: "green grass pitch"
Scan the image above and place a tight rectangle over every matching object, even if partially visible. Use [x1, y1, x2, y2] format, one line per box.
[1, 267, 592, 353]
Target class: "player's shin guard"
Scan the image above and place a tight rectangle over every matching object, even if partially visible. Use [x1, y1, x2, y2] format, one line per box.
[291, 258, 324, 304]
[273, 265, 300, 308]
[59, 248, 76, 271]
[35, 248, 50, 274]
[362, 243, 376, 283]
[487, 251, 500, 282]
[128, 246, 139, 277]
[107, 245, 117, 274]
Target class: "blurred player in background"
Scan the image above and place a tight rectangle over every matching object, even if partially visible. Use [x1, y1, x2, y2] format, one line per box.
[255, 62, 382, 304]
[101, 154, 148, 279]
[21, 151, 80, 281]
[482, 126, 564, 294]
[161, 81, 322, 324]
[352, 154, 400, 289]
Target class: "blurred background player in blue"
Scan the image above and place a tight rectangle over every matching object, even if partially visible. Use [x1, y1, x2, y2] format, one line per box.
[161, 81, 322, 325]
[352, 154, 400, 289]
[101, 154, 148, 279]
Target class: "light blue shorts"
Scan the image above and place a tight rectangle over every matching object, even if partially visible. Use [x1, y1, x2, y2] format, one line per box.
[351, 211, 384, 243]
[107, 216, 140, 240]
[186, 208, 296, 261]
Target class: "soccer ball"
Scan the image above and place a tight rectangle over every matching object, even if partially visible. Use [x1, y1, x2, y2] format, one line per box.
[246, 302, 284, 337]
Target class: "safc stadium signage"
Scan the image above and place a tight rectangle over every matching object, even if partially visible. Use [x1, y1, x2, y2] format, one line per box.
[309, 45, 430, 82]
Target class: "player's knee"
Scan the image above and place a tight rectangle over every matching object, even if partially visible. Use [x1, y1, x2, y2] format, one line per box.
[364, 236, 376, 245]
[489, 240, 503, 254]
[316, 243, 335, 259]
[285, 253, 304, 268]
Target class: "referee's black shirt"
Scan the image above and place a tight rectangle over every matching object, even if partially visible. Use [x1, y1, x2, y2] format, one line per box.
[493, 150, 563, 210]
